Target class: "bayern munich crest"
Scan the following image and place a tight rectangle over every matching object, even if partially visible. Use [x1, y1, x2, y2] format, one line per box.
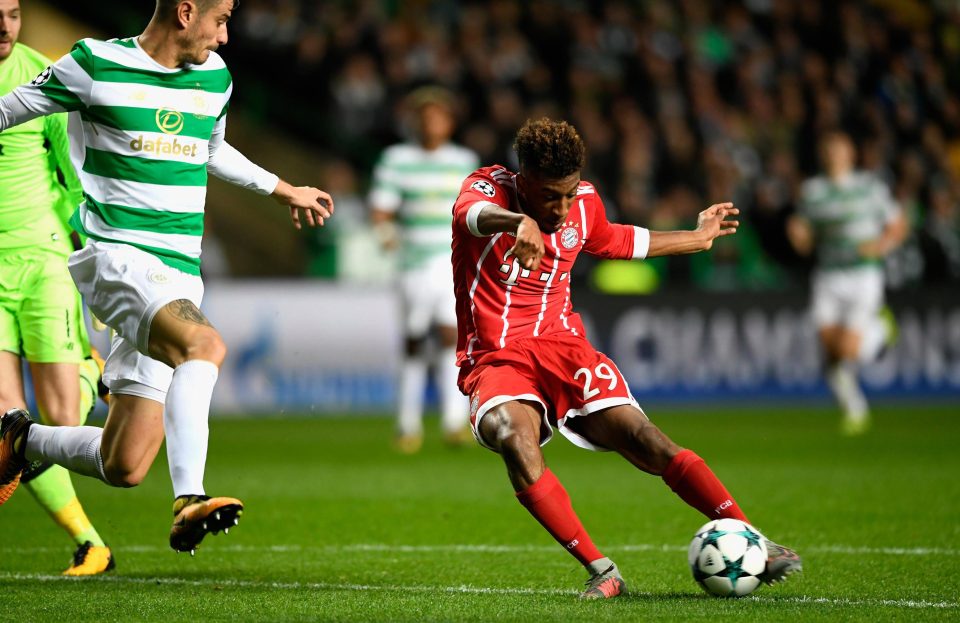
[560, 226, 580, 249]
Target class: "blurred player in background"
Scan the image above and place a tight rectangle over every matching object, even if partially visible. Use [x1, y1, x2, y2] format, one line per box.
[452, 118, 801, 599]
[369, 87, 479, 453]
[0, 0, 333, 555]
[0, 0, 113, 575]
[788, 131, 906, 435]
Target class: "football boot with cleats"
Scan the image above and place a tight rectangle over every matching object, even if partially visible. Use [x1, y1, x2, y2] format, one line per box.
[170, 494, 244, 555]
[0, 409, 33, 505]
[63, 541, 115, 576]
[758, 540, 802, 585]
[581, 562, 626, 599]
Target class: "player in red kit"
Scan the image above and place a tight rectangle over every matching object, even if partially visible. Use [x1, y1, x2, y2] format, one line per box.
[451, 118, 801, 599]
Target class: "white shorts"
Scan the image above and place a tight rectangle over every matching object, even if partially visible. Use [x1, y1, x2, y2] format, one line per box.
[68, 241, 204, 400]
[811, 266, 884, 330]
[399, 257, 457, 337]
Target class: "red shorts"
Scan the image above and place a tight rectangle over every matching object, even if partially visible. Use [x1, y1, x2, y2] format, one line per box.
[460, 333, 640, 452]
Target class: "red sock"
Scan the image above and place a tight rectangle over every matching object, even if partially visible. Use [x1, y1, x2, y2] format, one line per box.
[662, 449, 750, 523]
[516, 468, 604, 567]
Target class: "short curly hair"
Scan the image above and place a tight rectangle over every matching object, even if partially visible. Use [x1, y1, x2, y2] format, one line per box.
[155, 0, 238, 19]
[514, 118, 586, 179]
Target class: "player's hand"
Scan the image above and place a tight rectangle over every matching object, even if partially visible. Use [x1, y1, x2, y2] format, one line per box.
[695, 202, 739, 250]
[857, 239, 886, 259]
[274, 180, 335, 229]
[371, 211, 400, 251]
[510, 215, 545, 271]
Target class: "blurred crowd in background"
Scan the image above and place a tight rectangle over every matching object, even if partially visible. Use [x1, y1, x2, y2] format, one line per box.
[51, 0, 960, 289]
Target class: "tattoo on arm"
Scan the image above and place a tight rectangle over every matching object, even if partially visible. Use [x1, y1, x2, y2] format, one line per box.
[170, 299, 212, 327]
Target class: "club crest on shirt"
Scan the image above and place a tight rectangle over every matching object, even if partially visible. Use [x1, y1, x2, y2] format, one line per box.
[560, 226, 580, 249]
[148, 268, 170, 284]
[471, 180, 496, 198]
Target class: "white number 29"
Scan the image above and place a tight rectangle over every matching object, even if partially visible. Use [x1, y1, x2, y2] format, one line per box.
[573, 363, 618, 400]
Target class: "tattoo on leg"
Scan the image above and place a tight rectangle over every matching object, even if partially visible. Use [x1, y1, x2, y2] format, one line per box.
[170, 299, 212, 327]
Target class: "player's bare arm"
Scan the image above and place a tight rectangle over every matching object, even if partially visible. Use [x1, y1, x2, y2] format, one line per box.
[272, 179, 334, 230]
[858, 211, 908, 259]
[370, 208, 400, 250]
[646, 203, 740, 258]
[476, 205, 544, 270]
[786, 214, 814, 257]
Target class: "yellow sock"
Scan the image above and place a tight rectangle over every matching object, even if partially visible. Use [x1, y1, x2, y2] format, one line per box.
[24, 355, 105, 547]
[23, 465, 105, 547]
[78, 357, 100, 422]
[53, 497, 104, 547]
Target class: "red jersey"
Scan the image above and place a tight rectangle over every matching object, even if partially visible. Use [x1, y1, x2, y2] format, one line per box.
[452, 165, 649, 373]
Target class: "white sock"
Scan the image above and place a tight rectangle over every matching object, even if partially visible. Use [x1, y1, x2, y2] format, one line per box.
[438, 347, 467, 433]
[24, 424, 107, 483]
[586, 557, 615, 576]
[164, 360, 218, 498]
[859, 317, 886, 363]
[826, 362, 868, 421]
[397, 355, 427, 436]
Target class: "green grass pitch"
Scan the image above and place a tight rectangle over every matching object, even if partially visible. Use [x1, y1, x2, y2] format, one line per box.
[2, 403, 958, 622]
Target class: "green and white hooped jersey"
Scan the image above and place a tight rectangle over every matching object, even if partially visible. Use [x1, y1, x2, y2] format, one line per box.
[369, 142, 479, 271]
[17, 37, 232, 275]
[798, 171, 900, 271]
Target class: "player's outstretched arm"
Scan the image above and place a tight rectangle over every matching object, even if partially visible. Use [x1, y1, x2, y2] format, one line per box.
[646, 202, 740, 258]
[0, 90, 48, 132]
[473, 204, 544, 270]
[272, 180, 334, 230]
[206, 135, 334, 229]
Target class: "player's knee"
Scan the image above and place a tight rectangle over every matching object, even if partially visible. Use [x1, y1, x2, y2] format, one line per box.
[102, 459, 145, 488]
[184, 330, 227, 367]
[625, 420, 679, 473]
[483, 408, 539, 456]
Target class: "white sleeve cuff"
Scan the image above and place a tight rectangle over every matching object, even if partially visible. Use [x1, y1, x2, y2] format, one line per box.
[368, 188, 401, 213]
[632, 226, 650, 259]
[466, 201, 494, 237]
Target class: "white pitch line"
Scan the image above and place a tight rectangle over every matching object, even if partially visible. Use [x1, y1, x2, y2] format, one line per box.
[0, 573, 574, 597]
[0, 573, 956, 610]
[1, 543, 956, 556]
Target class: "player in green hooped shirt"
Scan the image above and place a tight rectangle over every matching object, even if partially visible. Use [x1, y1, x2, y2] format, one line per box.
[0, 0, 113, 574]
[788, 131, 907, 436]
[0, 0, 333, 558]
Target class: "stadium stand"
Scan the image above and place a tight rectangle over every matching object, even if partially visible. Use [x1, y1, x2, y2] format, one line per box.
[41, 0, 960, 289]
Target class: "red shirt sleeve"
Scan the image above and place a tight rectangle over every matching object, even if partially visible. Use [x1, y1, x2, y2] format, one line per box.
[453, 166, 512, 235]
[581, 192, 638, 259]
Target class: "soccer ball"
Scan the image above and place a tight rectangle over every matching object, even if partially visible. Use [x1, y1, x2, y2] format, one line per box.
[688, 518, 768, 597]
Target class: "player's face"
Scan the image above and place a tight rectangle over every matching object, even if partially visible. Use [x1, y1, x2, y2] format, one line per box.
[517, 170, 581, 233]
[0, 0, 21, 62]
[821, 135, 855, 176]
[417, 103, 455, 147]
[183, 0, 231, 64]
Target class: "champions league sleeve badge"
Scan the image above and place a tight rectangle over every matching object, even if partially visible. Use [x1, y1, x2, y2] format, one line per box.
[470, 180, 496, 198]
[31, 66, 53, 87]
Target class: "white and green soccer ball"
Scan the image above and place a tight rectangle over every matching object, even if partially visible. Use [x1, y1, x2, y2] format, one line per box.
[688, 518, 767, 597]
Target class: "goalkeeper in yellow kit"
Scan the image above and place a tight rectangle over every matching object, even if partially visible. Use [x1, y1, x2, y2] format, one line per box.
[0, 0, 112, 575]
